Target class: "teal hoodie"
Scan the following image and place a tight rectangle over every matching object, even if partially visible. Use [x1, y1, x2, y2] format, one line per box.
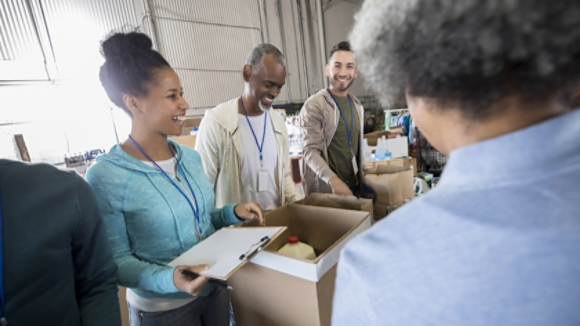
[86, 140, 240, 299]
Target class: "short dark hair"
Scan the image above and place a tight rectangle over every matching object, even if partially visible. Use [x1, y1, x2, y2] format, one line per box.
[350, 0, 580, 120]
[99, 31, 170, 115]
[246, 43, 285, 70]
[329, 41, 352, 60]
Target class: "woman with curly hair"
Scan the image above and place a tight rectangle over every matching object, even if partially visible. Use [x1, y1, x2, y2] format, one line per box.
[333, 0, 580, 325]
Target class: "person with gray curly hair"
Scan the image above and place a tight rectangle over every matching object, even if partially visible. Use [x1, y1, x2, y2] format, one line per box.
[333, 1, 580, 325]
[246, 43, 285, 70]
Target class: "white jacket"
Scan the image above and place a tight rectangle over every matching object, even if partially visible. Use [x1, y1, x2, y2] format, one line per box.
[196, 98, 303, 208]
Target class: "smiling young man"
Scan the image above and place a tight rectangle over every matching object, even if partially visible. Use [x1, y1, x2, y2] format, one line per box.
[196, 44, 302, 211]
[300, 41, 367, 197]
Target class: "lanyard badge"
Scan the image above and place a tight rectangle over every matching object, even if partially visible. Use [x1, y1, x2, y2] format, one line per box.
[129, 136, 204, 240]
[240, 96, 269, 192]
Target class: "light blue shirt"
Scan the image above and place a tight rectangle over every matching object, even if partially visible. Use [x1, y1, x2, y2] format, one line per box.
[333, 109, 580, 326]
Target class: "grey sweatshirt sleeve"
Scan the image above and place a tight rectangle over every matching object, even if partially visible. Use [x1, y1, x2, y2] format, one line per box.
[300, 99, 337, 183]
[72, 175, 122, 326]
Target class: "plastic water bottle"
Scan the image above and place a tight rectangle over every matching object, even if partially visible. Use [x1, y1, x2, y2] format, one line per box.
[277, 236, 316, 260]
[376, 137, 391, 161]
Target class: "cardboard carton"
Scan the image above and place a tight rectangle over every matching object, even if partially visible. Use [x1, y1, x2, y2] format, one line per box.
[184, 117, 203, 128]
[168, 117, 202, 147]
[383, 156, 417, 177]
[364, 133, 409, 158]
[169, 135, 197, 148]
[230, 205, 371, 326]
[384, 136, 408, 158]
[363, 130, 392, 146]
[180, 117, 203, 135]
[295, 192, 373, 221]
[181, 127, 194, 135]
[389, 125, 404, 134]
[363, 162, 414, 220]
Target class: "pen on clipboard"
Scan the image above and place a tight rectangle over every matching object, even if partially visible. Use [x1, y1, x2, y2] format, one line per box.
[177, 268, 233, 291]
[239, 236, 271, 260]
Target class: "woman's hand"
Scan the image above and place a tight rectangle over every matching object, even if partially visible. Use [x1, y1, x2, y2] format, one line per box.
[234, 201, 265, 225]
[173, 264, 210, 296]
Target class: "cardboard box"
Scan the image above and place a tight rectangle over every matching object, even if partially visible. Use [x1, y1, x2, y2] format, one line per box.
[364, 133, 409, 158]
[118, 287, 129, 326]
[169, 135, 197, 148]
[364, 130, 392, 146]
[180, 117, 203, 135]
[184, 117, 202, 128]
[389, 125, 404, 134]
[363, 163, 414, 220]
[295, 193, 373, 221]
[384, 156, 417, 177]
[230, 205, 371, 326]
[384, 136, 408, 158]
[168, 117, 202, 146]
[181, 127, 194, 135]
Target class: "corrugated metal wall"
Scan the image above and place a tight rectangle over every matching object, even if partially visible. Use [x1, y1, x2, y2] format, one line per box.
[148, 0, 263, 110]
[0, 0, 43, 61]
[144, 0, 320, 111]
[0, 0, 48, 80]
[1, 0, 323, 106]
[40, 0, 139, 80]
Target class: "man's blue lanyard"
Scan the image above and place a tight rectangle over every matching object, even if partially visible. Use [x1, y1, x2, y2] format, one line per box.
[240, 96, 268, 169]
[0, 190, 8, 326]
[128, 136, 203, 239]
[327, 88, 355, 151]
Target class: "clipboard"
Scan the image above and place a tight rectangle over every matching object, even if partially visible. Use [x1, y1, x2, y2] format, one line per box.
[167, 227, 286, 281]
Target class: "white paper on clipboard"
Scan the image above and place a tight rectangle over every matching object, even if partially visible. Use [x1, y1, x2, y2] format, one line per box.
[167, 227, 285, 280]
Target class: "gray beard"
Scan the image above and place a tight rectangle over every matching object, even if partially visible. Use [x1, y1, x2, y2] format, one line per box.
[259, 101, 272, 112]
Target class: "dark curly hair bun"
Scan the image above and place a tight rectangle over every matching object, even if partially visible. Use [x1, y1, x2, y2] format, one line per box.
[99, 31, 170, 114]
[101, 32, 153, 60]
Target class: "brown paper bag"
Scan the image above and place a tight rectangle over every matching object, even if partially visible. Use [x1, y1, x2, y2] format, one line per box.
[363, 162, 414, 221]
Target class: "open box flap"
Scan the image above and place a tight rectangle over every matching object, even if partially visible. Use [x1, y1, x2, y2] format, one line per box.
[250, 212, 371, 282]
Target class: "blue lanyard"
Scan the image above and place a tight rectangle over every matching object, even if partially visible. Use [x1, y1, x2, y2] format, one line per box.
[327, 89, 355, 149]
[0, 190, 7, 326]
[240, 96, 268, 168]
[128, 136, 203, 239]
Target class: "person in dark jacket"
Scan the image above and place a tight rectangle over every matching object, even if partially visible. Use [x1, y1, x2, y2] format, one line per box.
[0, 159, 121, 326]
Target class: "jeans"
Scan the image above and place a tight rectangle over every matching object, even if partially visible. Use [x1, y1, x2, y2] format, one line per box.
[229, 298, 237, 326]
[128, 287, 230, 326]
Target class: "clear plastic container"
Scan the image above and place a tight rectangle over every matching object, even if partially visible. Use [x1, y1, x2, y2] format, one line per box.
[375, 137, 392, 161]
[277, 236, 316, 260]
